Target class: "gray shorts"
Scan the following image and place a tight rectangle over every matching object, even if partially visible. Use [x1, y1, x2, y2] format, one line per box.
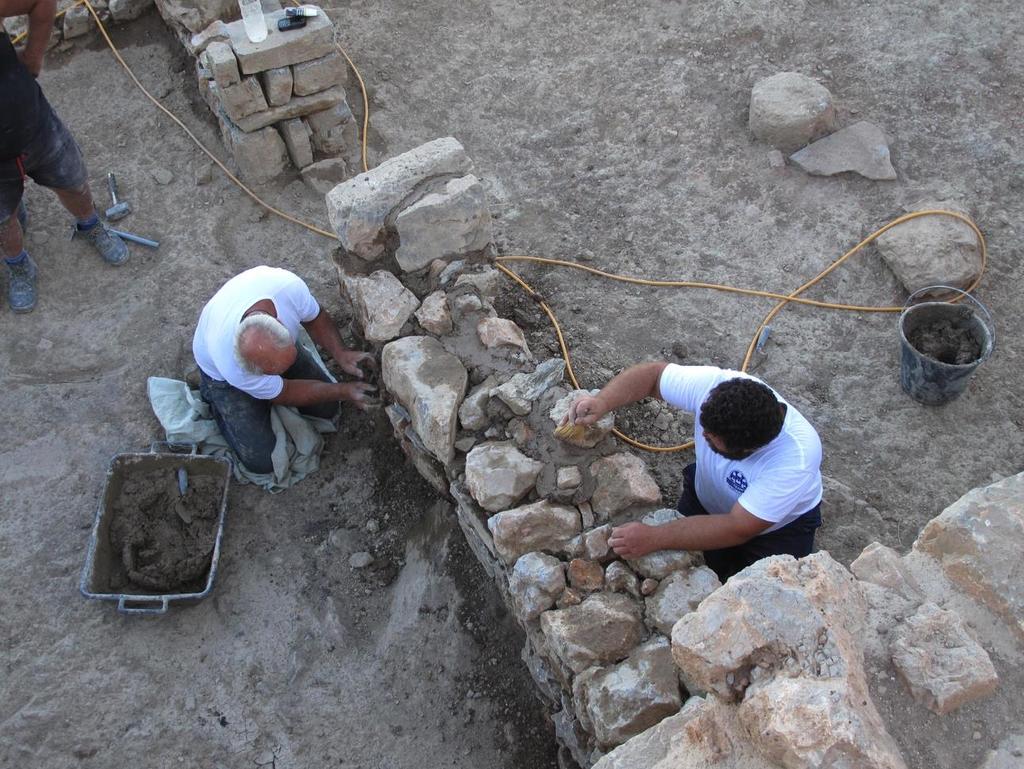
[0, 97, 89, 224]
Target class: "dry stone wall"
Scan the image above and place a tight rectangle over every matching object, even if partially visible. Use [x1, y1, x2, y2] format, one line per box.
[324, 138, 1015, 769]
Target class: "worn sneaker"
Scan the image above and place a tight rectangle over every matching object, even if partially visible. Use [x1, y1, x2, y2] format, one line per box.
[78, 221, 129, 265]
[6, 254, 38, 313]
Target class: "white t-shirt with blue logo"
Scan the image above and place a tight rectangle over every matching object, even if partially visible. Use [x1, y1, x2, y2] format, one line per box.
[193, 266, 321, 400]
[659, 364, 823, 533]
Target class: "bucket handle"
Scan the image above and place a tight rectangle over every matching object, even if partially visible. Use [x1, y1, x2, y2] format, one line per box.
[118, 596, 170, 615]
[903, 285, 995, 355]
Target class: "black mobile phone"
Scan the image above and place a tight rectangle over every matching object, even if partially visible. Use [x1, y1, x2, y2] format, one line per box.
[277, 16, 308, 31]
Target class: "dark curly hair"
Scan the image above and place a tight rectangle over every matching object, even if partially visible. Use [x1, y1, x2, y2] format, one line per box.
[700, 378, 785, 453]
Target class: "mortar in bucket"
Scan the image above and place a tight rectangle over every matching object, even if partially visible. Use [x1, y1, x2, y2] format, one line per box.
[898, 286, 994, 405]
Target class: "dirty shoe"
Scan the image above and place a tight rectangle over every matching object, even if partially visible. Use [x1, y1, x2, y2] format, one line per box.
[79, 221, 129, 265]
[16, 199, 28, 233]
[6, 254, 38, 313]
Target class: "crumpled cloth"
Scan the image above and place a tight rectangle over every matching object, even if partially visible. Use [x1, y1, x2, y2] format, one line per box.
[146, 341, 336, 492]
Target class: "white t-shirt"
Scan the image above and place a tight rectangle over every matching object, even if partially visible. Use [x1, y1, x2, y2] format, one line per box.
[659, 364, 822, 533]
[192, 267, 321, 400]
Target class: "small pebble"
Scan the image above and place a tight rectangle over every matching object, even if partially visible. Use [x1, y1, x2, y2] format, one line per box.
[152, 167, 174, 185]
[365, 519, 379, 533]
[349, 551, 373, 569]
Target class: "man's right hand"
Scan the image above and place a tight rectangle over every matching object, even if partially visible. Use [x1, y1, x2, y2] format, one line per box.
[563, 394, 609, 426]
[338, 381, 378, 410]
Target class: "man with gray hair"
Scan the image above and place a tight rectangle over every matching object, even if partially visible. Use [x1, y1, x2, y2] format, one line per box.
[193, 266, 375, 474]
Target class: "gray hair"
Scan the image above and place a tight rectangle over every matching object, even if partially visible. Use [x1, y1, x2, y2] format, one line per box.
[234, 313, 292, 374]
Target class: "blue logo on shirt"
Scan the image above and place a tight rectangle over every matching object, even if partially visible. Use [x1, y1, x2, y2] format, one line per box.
[727, 470, 748, 493]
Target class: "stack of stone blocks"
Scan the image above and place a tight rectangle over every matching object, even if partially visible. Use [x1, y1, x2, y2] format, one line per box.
[192, 5, 356, 182]
[324, 138, 1011, 769]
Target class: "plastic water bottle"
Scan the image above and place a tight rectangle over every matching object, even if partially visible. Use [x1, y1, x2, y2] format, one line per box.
[239, 0, 267, 43]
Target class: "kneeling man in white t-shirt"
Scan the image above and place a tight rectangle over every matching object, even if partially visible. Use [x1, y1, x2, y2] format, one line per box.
[192, 266, 376, 474]
[565, 362, 822, 582]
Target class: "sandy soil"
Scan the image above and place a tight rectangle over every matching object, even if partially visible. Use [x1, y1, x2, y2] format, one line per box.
[1, 1, 1022, 767]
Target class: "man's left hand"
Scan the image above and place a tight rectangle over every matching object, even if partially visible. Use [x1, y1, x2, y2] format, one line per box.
[335, 350, 376, 379]
[608, 522, 660, 559]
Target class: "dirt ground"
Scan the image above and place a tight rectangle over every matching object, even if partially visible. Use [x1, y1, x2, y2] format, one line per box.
[1, 1, 1022, 768]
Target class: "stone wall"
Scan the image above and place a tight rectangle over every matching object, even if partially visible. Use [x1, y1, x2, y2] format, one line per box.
[324, 138, 1015, 769]
[162, 2, 357, 183]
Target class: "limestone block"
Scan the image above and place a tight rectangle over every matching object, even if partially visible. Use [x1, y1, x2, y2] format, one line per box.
[549, 389, 615, 448]
[300, 157, 348, 195]
[748, 71, 836, 152]
[110, 0, 154, 22]
[789, 121, 897, 181]
[487, 500, 581, 565]
[306, 101, 356, 155]
[227, 9, 335, 74]
[567, 525, 612, 562]
[63, 5, 92, 39]
[213, 76, 268, 121]
[234, 85, 344, 132]
[874, 200, 982, 294]
[509, 552, 565, 622]
[738, 675, 907, 769]
[458, 376, 497, 431]
[605, 562, 640, 597]
[381, 336, 467, 467]
[477, 317, 530, 355]
[890, 602, 998, 714]
[393, 175, 492, 273]
[414, 290, 452, 335]
[671, 553, 868, 701]
[465, 442, 543, 512]
[644, 566, 721, 636]
[490, 358, 566, 416]
[279, 118, 313, 169]
[557, 466, 583, 490]
[590, 453, 662, 520]
[453, 268, 504, 301]
[851, 541, 923, 601]
[326, 137, 473, 262]
[627, 509, 701, 579]
[188, 20, 231, 56]
[292, 51, 347, 96]
[204, 41, 240, 88]
[539, 593, 645, 674]
[261, 66, 293, 107]
[568, 559, 605, 592]
[341, 270, 420, 343]
[156, 0, 235, 34]
[220, 117, 287, 183]
[573, 638, 682, 749]
[913, 471, 1024, 639]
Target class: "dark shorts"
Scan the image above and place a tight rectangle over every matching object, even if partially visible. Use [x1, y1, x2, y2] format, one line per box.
[0, 97, 89, 224]
[198, 343, 338, 475]
[676, 463, 821, 583]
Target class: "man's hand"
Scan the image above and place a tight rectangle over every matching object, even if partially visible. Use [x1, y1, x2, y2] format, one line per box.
[338, 381, 378, 410]
[562, 394, 609, 426]
[335, 350, 376, 379]
[608, 522, 661, 559]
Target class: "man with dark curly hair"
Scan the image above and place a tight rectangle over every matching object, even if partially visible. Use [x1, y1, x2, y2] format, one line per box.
[565, 362, 822, 581]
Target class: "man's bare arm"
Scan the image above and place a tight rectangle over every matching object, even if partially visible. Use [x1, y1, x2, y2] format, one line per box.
[565, 361, 668, 426]
[301, 308, 375, 378]
[2, 0, 57, 76]
[270, 378, 375, 408]
[608, 502, 772, 557]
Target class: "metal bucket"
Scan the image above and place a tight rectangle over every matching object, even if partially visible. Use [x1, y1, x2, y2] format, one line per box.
[898, 286, 994, 405]
[80, 443, 231, 615]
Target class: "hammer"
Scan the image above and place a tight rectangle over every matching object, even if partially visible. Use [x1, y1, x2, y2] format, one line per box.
[105, 172, 132, 222]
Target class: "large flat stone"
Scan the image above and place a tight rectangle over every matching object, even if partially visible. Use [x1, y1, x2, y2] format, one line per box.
[539, 592, 645, 674]
[156, 0, 235, 34]
[465, 441, 543, 512]
[572, 637, 682, 749]
[233, 86, 345, 132]
[590, 453, 662, 520]
[326, 137, 473, 262]
[381, 336, 467, 467]
[790, 121, 898, 181]
[340, 270, 420, 343]
[393, 175, 492, 273]
[227, 8, 335, 75]
[487, 500, 581, 565]
[292, 51, 347, 95]
[913, 471, 1024, 639]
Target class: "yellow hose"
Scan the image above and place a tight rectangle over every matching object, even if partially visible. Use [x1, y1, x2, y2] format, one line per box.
[21, 3, 988, 454]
